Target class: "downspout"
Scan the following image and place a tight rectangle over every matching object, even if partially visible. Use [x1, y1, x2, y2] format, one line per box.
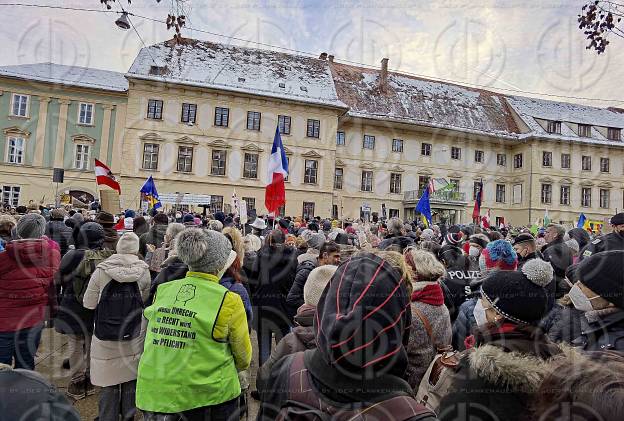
[528, 140, 534, 226]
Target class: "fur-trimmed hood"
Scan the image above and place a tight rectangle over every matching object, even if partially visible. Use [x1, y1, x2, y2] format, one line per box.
[468, 343, 572, 393]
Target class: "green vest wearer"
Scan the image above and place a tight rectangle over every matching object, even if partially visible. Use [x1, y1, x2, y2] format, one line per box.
[136, 273, 241, 413]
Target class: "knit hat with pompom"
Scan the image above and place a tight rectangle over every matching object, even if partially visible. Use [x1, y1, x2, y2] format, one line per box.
[481, 258, 554, 325]
[482, 239, 518, 271]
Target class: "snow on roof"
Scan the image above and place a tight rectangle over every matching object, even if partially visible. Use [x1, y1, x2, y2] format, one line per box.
[330, 62, 520, 137]
[0, 63, 128, 92]
[127, 39, 346, 108]
[506, 95, 624, 129]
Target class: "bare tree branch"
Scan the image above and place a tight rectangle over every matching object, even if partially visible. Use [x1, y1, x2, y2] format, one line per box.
[578, 1, 623, 53]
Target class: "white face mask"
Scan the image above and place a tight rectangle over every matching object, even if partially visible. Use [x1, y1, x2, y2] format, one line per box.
[568, 284, 598, 312]
[473, 298, 489, 327]
[469, 246, 481, 258]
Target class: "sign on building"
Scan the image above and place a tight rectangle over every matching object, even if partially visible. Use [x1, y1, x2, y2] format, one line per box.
[159, 193, 212, 205]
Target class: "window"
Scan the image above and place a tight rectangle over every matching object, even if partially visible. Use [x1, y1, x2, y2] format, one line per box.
[608, 127, 621, 141]
[546, 120, 561, 134]
[214, 107, 229, 127]
[513, 153, 523, 169]
[336, 131, 345, 146]
[496, 184, 506, 203]
[390, 173, 402, 194]
[210, 150, 226, 176]
[242, 197, 255, 214]
[421, 143, 432, 156]
[600, 157, 610, 173]
[278, 115, 291, 135]
[306, 119, 320, 138]
[581, 187, 592, 207]
[177, 146, 194, 173]
[389, 209, 400, 218]
[246, 111, 261, 131]
[560, 185, 570, 205]
[11, 94, 28, 117]
[582, 155, 592, 171]
[210, 195, 223, 214]
[334, 168, 343, 190]
[6, 136, 24, 164]
[142, 143, 159, 170]
[74, 144, 90, 170]
[332, 204, 338, 219]
[361, 171, 373, 192]
[541, 184, 552, 204]
[561, 153, 571, 169]
[363, 135, 375, 150]
[302, 202, 315, 220]
[304, 159, 318, 184]
[419, 176, 430, 193]
[181, 103, 197, 124]
[2, 186, 20, 207]
[277, 204, 286, 217]
[578, 124, 592, 137]
[392, 138, 404, 153]
[78, 103, 94, 125]
[451, 147, 461, 160]
[513, 184, 522, 204]
[542, 151, 552, 167]
[475, 150, 484, 163]
[473, 181, 481, 200]
[243, 153, 258, 179]
[497, 153, 506, 166]
[600, 189, 610, 209]
[147, 99, 163, 119]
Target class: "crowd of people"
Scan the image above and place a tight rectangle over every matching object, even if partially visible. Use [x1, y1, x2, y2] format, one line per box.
[1, 202, 624, 421]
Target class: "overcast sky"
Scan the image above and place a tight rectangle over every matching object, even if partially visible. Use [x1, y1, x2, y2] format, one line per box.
[0, 0, 622, 108]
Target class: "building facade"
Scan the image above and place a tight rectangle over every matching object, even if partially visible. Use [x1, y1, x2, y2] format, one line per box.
[2, 39, 623, 227]
[0, 63, 127, 207]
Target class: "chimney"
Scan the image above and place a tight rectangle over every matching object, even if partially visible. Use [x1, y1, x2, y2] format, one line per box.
[328, 54, 334, 63]
[319, 52, 328, 60]
[380, 58, 389, 92]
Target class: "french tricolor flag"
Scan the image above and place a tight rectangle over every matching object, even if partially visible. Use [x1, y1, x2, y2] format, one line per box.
[265, 126, 289, 214]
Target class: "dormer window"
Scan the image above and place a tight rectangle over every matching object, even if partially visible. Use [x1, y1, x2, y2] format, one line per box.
[300, 86, 308, 92]
[238, 77, 245, 83]
[608, 127, 622, 141]
[546, 121, 561, 134]
[578, 124, 592, 137]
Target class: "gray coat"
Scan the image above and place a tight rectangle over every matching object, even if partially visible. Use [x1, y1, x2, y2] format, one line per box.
[406, 299, 452, 390]
[83, 253, 150, 387]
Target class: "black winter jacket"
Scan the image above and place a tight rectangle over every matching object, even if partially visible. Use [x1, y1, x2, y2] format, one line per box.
[45, 220, 73, 256]
[572, 308, 624, 352]
[286, 259, 318, 311]
[147, 256, 188, 305]
[542, 239, 573, 298]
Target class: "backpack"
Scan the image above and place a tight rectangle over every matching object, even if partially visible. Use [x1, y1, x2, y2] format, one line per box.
[94, 279, 144, 341]
[73, 249, 115, 305]
[415, 349, 467, 413]
[276, 352, 435, 421]
[148, 244, 167, 273]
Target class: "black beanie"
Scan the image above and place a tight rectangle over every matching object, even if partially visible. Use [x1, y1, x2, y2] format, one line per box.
[481, 259, 554, 324]
[314, 253, 411, 379]
[512, 233, 535, 246]
[78, 222, 105, 249]
[578, 250, 624, 309]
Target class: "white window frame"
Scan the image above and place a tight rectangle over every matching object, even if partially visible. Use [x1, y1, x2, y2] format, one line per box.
[495, 184, 506, 203]
[2, 185, 21, 207]
[581, 187, 592, 207]
[600, 189, 610, 209]
[78, 102, 95, 125]
[560, 185, 570, 205]
[142, 143, 159, 170]
[361, 170, 373, 192]
[6, 136, 25, 164]
[497, 153, 506, 166]
[363, 134, 375, 150]
[11, 93, 29, 117]
[74, 143, 91, 170]
[541, 183, 552, 204]
[561, 153, 571, 169]
[390, 173, 402, 194]
[392, 138, 404, 153]
[451, 147, 461, 160]
[421, 143, 432, 156]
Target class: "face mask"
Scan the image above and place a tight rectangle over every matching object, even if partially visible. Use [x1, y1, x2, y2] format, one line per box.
[216, 250, 237, 279]
[568, 284, 598, 312]
[469, 246, 481, 258]
[478, 254, 487, 272]
[473, 299, 489, 327]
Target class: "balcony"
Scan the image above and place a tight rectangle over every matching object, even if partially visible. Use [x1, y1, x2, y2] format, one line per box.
[404, 189, 467, 204]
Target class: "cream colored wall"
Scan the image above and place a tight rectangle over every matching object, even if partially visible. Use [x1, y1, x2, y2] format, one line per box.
[121, 80, 341, 216]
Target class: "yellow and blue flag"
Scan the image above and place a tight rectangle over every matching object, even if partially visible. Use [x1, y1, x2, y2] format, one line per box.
[140, 175, 161, 209]
[416, 186, 432, 227]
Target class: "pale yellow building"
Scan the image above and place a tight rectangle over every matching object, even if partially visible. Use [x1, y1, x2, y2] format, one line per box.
[2, 39, 624, 228]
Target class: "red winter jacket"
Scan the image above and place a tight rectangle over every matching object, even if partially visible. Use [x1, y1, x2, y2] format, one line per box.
[0, 239, 60, 332]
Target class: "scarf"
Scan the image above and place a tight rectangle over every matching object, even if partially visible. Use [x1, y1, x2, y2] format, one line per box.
[411, 283, 444, 306]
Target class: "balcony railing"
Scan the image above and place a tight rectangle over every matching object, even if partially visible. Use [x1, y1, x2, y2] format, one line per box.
[404, 190, 467, 203]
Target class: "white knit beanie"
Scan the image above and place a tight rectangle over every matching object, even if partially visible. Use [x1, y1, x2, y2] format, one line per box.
[304, 265, 337, 306]
[116, 232, 140, 254]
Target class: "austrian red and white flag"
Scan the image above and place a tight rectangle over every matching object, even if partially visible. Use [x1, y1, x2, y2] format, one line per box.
[94, 159, 121, 194]
[481, 209, 491, 229]
[265, 126, 288, 214]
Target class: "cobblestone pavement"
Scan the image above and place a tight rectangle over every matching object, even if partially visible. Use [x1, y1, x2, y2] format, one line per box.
[35, 328, 261, 420]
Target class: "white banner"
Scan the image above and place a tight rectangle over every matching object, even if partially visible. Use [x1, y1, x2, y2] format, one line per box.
[240, 200, 248, 225]
[159, 193, 211, 205]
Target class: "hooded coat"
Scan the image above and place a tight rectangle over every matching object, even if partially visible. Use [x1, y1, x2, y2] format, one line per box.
[139, 224, 168, 258]
[82, 253, 150, 387]
[541, 238, 573, 298]
[45, 220, 73, 256]
[101, 226, 119, 251]
[0, 239, 60, 331]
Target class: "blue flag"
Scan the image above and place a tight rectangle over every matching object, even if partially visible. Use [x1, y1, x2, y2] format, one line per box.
[140, 175, 161, 209]
[577, 213, 587, 228]
[416, 187, 432, 226]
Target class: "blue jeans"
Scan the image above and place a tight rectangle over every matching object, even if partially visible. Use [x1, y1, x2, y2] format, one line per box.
[0, 324, 43, 369]
[256, 316, 291, 366]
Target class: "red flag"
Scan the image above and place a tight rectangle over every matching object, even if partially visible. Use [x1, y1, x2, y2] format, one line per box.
[265, 127, 288, 214]
[472, 180, 483, 220]
[481, 209, 491, 229]
[94, 159, 121, 194]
